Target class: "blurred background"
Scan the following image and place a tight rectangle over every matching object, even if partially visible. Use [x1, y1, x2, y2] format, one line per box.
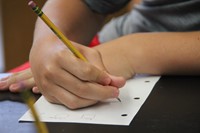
[0, 0, 45, 72]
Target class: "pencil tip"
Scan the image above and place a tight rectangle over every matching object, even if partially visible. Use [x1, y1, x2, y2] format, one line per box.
[117, 98, 121, 102]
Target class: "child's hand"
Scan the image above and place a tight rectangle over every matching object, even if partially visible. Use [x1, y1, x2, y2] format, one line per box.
[0, 69, 39, 93]
[30, 39, 125, 109]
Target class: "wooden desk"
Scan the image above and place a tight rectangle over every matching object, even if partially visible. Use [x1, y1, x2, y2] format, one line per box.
[0, 76, 200, 133]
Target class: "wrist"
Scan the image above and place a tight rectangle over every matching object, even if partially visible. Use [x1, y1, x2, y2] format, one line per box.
[94, 39, 135, 79]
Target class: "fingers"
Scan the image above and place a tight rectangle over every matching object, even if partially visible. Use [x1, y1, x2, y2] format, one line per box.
[58, 51, 112, 86]
[9, 77, 36, 93]
[40, 82, 98, 109]
[46, 68, 119, 101]
[55, 87, 98, 109]
[0, 76, 9, 90]
[84, 48, 126, 88]
[60, 47, 126, 89]
[9, 69, 33, 84]
[107, 74, 126, 88]
[32, 87, 40, 94]
[0, 69, 36, 92]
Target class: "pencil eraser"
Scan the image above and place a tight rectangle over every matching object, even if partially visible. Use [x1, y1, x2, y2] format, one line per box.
[28, 1, 36, 9]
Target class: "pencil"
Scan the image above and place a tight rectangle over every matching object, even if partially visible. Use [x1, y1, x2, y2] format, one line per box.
[21, 90, 49, 133]
[28, 0, 87, 61]
[28, 0, 121, 102]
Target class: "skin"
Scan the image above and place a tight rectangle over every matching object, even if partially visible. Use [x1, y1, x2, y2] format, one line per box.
[1, 0, 200, 109]
[30, 0, 125, 109]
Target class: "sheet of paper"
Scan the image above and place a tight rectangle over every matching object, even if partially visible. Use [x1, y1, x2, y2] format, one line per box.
[0, 73, 11, 78]
[19, 75, 160, 126]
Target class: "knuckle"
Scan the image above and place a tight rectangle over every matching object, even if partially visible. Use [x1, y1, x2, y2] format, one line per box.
[43, 65, 55, 79]
[83, 65, 93, 74]
[80, 65, 93, 78]
[50, 49, 67, 65]
[75, 83, 88, 96]
[66, 99, 80, 110]
[55, 49, 66, 59]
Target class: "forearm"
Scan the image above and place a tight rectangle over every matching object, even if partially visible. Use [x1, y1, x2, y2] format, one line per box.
[33, 0, 105, 45]
[96, 31, 200, 79]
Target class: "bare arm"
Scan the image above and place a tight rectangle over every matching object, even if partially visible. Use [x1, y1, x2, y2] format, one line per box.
[96, 31, 200, 79]
[33, 0, 105, 45]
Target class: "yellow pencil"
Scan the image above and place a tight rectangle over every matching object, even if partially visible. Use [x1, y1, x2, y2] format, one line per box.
[28, 0, 87, 61]
[28, 1, 121, 102]
[21, 90, 48, 133]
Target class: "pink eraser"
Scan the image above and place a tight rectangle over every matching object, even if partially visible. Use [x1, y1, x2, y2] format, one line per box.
[28, 1, 37, 9]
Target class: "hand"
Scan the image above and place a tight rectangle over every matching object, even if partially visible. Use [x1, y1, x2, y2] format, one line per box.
[30, 38, 125, 109]
[0, 68, 40, 93]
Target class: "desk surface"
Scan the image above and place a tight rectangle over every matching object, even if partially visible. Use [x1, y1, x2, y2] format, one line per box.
[0, 76, 200, 133]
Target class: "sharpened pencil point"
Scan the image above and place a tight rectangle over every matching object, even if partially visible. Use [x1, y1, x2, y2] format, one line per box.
[117, 98, 121, 102]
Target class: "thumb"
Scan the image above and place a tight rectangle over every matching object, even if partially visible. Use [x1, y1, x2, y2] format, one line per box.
[107, 73, 126, 88]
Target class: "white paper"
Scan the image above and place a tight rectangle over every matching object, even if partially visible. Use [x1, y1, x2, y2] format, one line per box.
[19, 75, 160, 126]
[0, 73, 11, 79]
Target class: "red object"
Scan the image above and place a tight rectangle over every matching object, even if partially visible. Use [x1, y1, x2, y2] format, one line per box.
[8, 35, 100, 72]
[88, 35, 100, 47]
[8, 62, 30, 73]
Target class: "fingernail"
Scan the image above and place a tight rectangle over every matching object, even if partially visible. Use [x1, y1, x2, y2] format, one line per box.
[10, 84, 21, 92]
[32, 87, 40, 93]
[113, 88, 119, 98]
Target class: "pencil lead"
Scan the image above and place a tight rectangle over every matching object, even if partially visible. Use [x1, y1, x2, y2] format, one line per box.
[117, 98, 121, 102]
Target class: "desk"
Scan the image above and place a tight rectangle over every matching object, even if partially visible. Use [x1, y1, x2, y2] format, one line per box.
[0, 76, 200, 133]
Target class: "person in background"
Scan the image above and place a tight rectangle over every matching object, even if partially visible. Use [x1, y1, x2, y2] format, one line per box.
[0, 0, 200, 109]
